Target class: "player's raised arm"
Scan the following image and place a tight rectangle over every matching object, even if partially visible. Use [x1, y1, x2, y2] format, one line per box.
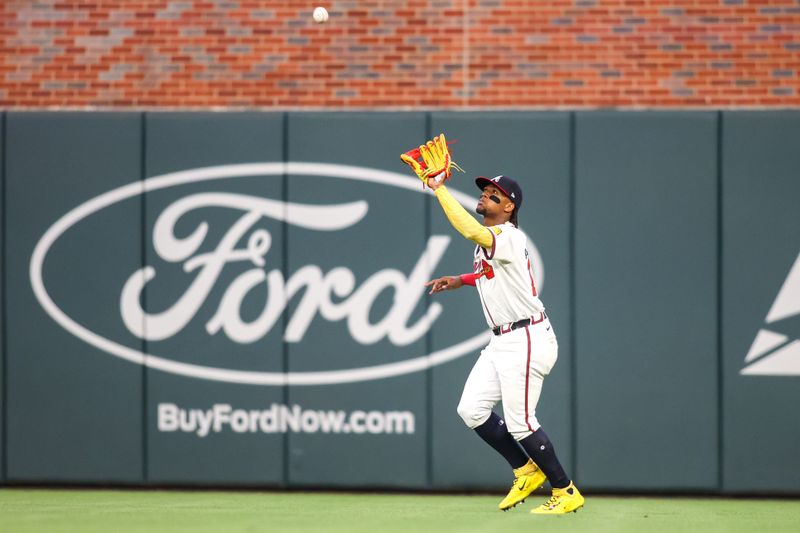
[399, 133, 493, 249]
[428, 181, 494, 249]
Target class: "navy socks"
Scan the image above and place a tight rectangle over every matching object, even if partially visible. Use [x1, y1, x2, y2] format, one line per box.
[473, 413, 572, 489]
[473, 412, 529, 470]
[519, 428, 570, 489]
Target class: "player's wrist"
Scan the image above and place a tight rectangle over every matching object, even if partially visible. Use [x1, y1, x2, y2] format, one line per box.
[459, 273, 477, 286]
[428, 178, 445, 191]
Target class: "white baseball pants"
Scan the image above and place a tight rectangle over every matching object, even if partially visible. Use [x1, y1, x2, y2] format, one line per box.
[457, 318, 558, 441]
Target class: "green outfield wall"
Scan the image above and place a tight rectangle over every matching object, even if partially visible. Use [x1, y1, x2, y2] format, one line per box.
[0, 111, 798, 494]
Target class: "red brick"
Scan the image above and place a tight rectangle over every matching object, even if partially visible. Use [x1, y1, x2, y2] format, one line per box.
[0, 1, 798, 108]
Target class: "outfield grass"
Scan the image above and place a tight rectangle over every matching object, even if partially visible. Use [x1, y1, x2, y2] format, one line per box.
[1, 489, 799, 533]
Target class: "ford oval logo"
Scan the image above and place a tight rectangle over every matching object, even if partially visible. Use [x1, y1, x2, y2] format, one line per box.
[30, 163, 544, 386]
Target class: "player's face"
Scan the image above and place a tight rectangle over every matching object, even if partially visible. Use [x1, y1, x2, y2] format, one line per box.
[476, 185, 514, 219]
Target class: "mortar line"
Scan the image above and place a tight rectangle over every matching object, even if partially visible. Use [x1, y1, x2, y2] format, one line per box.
[462, 0, 469, 108]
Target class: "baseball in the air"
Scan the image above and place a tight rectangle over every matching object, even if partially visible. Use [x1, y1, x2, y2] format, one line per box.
[312, 6, 329, 24]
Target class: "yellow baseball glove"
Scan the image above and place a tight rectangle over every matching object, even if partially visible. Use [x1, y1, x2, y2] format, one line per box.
[400, 133, 464, 186]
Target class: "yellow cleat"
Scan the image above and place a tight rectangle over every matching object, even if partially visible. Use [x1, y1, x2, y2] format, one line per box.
[531, 482, 585, 515]
[498, 459, 547, 511]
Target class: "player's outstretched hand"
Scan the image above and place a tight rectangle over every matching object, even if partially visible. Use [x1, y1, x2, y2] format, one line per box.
[425, 275, 463, 294]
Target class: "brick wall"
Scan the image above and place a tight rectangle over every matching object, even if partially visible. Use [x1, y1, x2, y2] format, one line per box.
[1, 0, 799, 108]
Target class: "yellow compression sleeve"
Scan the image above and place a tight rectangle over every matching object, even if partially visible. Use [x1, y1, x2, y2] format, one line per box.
[434, 186, 494, 249]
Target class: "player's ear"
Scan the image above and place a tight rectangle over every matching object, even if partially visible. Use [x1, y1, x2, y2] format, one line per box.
[504, 201, 515, 214]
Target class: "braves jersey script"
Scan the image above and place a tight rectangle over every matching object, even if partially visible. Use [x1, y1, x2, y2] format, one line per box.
[473, 222, 544, 328]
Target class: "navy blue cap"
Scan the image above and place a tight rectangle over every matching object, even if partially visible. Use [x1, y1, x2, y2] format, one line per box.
[475, 175, 523, 210]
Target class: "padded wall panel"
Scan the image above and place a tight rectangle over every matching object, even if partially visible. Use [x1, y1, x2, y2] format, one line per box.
[5, 113, 144, 482]
[574, 112, 718, 490]
[143, 113, 285, 485]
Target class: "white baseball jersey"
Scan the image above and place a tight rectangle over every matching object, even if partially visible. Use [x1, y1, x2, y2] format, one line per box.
[472, 222, 544, 329]
[458, 221, 558, 439]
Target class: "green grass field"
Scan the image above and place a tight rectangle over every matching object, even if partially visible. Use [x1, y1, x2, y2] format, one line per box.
[1, 489, 799, 533]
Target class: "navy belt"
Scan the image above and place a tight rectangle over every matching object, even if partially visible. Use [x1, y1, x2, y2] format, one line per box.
[492, 312, 547, 336]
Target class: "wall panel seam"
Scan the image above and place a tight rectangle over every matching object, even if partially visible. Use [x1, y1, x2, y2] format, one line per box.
[281, 111, 290, 488]
[1, 111, 6, 483]
[568, 111, 577, 478]
[140, 112, 148, 485]
[424, 112, 433, 487]
[716, 111, 724, 492]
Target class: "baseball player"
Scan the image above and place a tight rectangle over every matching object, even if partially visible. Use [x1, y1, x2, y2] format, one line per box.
[402, 135, 584, 515]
